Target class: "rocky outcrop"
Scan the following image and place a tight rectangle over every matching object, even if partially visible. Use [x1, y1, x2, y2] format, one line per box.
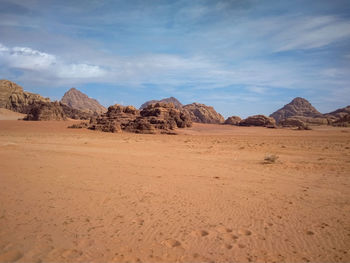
[279, 118, 310, 129]
[239, 115, 276, 127]
[270, 97, 322, 123]
[183, 103, 224, 124]
[61, 88, 106, 114]
[60, 103, 93, 120]
[224, 116, 241, 125]
[324, 106, 350, 126]
[89, 102, 192, 134]
[89, 104, 140, 133]
[24, 101, 67, 121]
[0, 79, 50, 113]
[140, 97, 183, 110]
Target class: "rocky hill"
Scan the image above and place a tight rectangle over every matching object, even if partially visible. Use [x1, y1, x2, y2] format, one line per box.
[270, 97, 323, 123]
[183, 103, 225, 124]
[140, 97, 182, 109]
[0, 79, 50, 113]
[61, 88, 106, 114]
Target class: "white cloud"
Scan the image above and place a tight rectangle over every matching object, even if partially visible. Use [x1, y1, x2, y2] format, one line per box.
[0, 43, 106, 79]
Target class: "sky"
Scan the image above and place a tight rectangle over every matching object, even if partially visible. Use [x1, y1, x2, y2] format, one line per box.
[0, 0, 350, 118]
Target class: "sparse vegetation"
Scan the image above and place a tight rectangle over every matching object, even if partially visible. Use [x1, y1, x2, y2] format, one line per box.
[264, 154, 279, 164]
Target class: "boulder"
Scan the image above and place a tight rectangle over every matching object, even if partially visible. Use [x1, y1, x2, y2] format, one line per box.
[183, 103, 224, 124]
[239, 115, 276, 127]
[224, 116, 241, 125]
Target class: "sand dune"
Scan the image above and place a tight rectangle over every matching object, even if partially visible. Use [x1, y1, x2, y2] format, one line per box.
[0, 120, 349, 262]
[0, 108, 26, 120]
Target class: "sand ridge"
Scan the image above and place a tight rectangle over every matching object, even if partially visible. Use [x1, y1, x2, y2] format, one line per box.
[0, 120, 349, 262]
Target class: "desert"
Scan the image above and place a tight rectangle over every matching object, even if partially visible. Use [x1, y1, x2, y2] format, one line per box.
[0, 118, 349, 262]
[1, 0, 350, 262]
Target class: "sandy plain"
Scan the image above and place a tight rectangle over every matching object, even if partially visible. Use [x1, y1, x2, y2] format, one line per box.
[0, 119, 349, 263]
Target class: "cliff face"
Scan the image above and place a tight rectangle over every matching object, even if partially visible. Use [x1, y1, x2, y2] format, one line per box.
[0, 79, 50, 113]
[183, 103, 225, 124]
[61, 88, 106, 114]
[270, 97, 322, 123]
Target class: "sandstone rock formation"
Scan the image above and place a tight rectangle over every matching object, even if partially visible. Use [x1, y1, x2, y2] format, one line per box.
[140, 97, 183, 110]
[183, 103, 224, 124]
[239, 115, 276, 127]
[61, 88, 106, 114]
[89, 104, 140, 133]
[279, 118, 310, 130]
[89, 102, 192, 134]
[324, 106, 350, 126]
[0, 79, 50, 113]
[224, 116, 241, 125]
[270, 97, 323, 123]
[24, 101, 67, 121]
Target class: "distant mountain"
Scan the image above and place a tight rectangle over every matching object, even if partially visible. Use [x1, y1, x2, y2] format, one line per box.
[183, 103, 225, 124]
[270, 97, 322, 123]
[61, 88, 106, 114]
[139, 97, 182, 109]
[0, 79, 50, 113]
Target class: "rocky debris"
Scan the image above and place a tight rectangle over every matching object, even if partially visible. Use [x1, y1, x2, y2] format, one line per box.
[183, 103, 224, 124]
[140, 97, 183, 110]
[0, 79, 50, 113]
[24, 101, 67, 121]
[88, 102, 192, 134]
[61, 88, 106, 114]
[224, 116, 241, 125]
[239, 115, 276, 127]
[270, 97, 322, 123]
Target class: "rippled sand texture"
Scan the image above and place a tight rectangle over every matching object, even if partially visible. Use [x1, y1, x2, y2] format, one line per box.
[0, 121, 349, 262]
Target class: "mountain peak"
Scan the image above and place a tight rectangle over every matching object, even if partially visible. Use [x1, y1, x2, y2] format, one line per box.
[270, 97, 322, 123]
[61, 88, 106, 114]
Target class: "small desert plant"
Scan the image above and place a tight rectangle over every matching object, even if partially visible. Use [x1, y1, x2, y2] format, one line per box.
[264, 154, 279, 164]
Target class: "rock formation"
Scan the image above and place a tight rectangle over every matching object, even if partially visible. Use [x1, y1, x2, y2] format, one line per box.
[183, 103, 224, 124]
[279, 118, 310, 129]
[224, 116, 241, 125]
[239, 115, 276, 127]
[324, 106, 350, 126]
[270, 97, 323, 123]
[140, 97, 183, 110]
[89, 102, 192, 134]
[24, 101, 67, 121]
[0, 79, 50, 113]
[61, 88, 106, 114]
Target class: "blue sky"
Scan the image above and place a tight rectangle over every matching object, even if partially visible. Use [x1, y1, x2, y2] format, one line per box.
[0, 0, 350, 118]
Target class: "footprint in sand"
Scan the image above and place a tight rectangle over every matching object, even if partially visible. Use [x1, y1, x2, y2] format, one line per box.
[306, 230, 314, 236]
[0, 250, 23, 262]
[191, 230, 209, 237]
[162, 239, 181, 248]
[239, 229, 252, 236]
